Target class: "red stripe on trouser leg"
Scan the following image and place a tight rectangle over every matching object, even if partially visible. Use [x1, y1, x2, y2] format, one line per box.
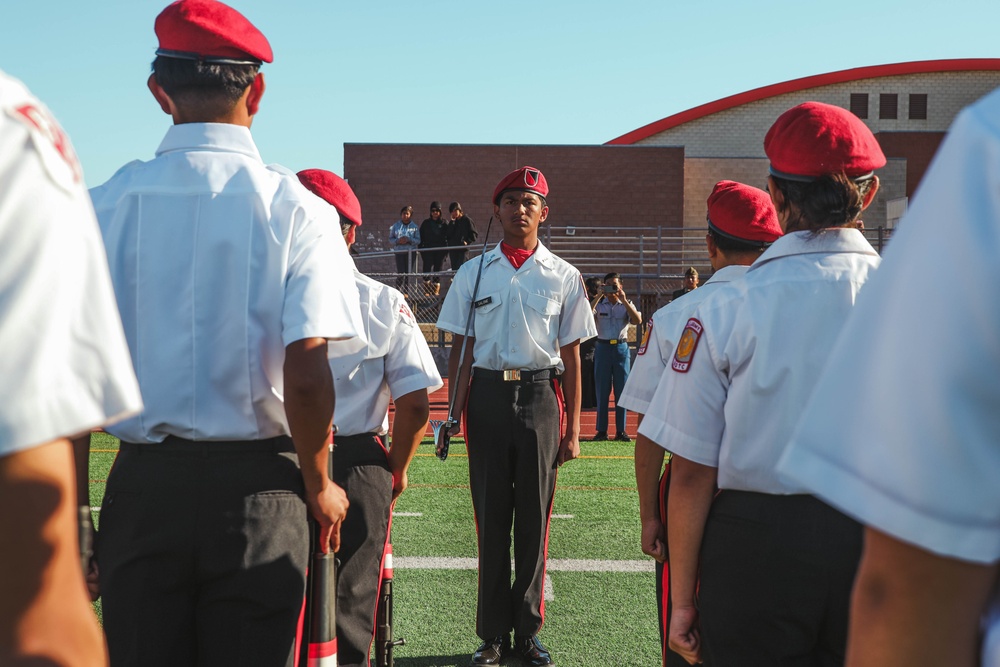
[295, 577, 308, 667]
[537, 378, 565, 629]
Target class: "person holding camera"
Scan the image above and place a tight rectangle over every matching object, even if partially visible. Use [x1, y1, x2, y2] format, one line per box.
[591, 272, 641, 441]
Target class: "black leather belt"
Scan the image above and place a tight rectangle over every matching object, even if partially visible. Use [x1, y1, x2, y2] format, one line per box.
[472, 367, 559, 382]
[121, 434, 295, 454]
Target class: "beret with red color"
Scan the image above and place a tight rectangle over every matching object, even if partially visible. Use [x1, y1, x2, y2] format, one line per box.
[297, 169, 363, 227]
[764, 101, 886, 180]
[706, 180, 781, 245]
[155, 0, 273, 65]
[493, 166, 549, 204]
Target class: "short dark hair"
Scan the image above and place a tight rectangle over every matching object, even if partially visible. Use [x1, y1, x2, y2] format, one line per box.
[603, 272, 621, 283]
[770, 172, 875, 233]
[707, 228, 769, 254]
[152, 56, 259, 118]
[340, 221, 355, 237]
[400, 205, 414, 215]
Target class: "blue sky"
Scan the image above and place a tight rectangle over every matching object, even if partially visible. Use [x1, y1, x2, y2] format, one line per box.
[2, 0, 998, 185]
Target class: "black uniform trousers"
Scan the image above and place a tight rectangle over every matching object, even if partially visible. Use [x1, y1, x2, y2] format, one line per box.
[330, 433, 394, 667]
[465, 369, 562, 639]
[697, 491, 863, 667]
[98, 436, 309, 667]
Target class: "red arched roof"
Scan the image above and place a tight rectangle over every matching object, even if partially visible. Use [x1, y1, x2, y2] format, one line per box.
[606, 59, 1000, 145]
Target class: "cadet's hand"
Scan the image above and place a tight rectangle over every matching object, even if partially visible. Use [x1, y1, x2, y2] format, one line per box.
[641, 517, 667, 563]
[669, 605, 703, 664]
[392, 469, 408, 501]
[305, 482, 349, 553]
[86, 558, 100, 602]
[556, 433, 580, 467]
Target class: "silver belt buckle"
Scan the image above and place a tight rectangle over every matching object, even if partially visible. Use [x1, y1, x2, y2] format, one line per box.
[503, 369, 521, 381]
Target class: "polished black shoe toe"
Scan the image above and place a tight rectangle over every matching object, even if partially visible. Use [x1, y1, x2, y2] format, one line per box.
[513, 635, 554, 666]
[591, 431, 608, 441]
[615, 432, 631, 442]
[470, 634, 509, 666]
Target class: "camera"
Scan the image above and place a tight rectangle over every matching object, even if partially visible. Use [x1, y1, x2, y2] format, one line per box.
[602, 285, 616, 294]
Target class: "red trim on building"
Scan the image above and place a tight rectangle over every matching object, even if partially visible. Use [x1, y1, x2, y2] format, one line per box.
[606, 59, 1000, 145]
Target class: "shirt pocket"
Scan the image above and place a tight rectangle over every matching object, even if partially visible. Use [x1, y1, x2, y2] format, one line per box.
[525, 292, 561, 334]
[472, 291, 503, 335]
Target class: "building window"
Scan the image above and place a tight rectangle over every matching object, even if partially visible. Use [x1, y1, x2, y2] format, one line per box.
[909, 93, 928, 120]
[850, 93, 869, 119]
[880, 93, 898, 120]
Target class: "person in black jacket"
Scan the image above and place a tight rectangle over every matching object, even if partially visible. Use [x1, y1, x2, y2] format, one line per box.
[447, 201, 478, 271]
[418, 201, 448, 295]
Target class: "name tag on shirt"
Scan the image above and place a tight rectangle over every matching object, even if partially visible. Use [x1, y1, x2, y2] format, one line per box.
[475, 296, 493, 308]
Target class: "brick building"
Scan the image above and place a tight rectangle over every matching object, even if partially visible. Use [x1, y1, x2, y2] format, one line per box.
[345, 59, 1000, 278]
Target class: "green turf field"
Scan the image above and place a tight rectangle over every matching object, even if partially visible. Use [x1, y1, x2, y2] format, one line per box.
[89, 433, 660, 666]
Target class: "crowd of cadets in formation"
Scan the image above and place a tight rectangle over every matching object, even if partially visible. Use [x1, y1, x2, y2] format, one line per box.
[2, 1, 999, 666]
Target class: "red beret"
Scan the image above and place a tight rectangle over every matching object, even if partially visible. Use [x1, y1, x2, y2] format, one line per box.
[493, 166, 549, 204]
[706, 181, 781, 245]
[297, 169, 363, 227]
[155, 0, 273, 65]
[764, 102, 886, 180]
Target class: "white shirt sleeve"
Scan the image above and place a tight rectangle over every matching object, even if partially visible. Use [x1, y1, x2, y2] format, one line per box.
[557, 272, 598, 346]
[638, 309, 729, 466]
[0, 77, 142, 455]
[619, 318, 668, 415]
[384, 296, 444, 399]
[436, 259, 477, 335]
[778, 91, 1000, 564]
[282, 194, 365, 353]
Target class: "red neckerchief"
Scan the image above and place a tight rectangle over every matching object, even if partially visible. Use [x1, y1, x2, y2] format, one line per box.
[500, 241, 536, 270]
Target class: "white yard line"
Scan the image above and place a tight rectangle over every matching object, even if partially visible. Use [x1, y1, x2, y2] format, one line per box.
[392, 512, 424, 517]
[543, 574, 555, 601]
[394, 557, 653, 573]
[550, 514, 574, 519]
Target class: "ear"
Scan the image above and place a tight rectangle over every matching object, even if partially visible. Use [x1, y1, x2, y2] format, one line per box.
[147, 74, 173, 115]
[493, 203, 501, 218]
[767, 176, 792, 232]
[860, 175, 880, 212]
[245, 73, 265, 117]
[705, 233, 719, 261]
[538, 205, 549, 224]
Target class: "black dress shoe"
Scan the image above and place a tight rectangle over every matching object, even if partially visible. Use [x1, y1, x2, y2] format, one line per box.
[470, 634, 509, 666]
[591, 431, 608, 441]
[513, 635, 554, 666]
[615, 432, 631, 442]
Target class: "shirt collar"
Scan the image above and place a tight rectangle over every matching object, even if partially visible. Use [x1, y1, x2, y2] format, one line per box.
[703, 264, 749, 285]
[483, 240, 553, 268]
[156, 123, 262, 162]
[750, 228, 878, 272]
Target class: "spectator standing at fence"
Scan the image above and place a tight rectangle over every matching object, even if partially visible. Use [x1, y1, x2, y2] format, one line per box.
[618, 180, 781, 667]
[641, 101, 885, 665]
[446, 200, 478, 271]
[670, 267, 699, 302]
[580, 276, 602, 410]
[298, 169, 442, 667]
[419, 201, 448, 296]
[89, 2, 365, 664]
[389, 205, 420, 291]
[590, 272, 641, 441]
[0, 67, 143, 667]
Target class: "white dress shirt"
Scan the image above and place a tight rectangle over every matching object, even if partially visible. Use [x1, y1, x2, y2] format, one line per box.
[91, 123, 364, 443]
[436, 242, 597, 371]
[619, 265, 748, 417]
[779, 86, 1000, 566]
[639, 229, 880, 494]
[0, 70, 142, 456]
[329, 272, 443, 437]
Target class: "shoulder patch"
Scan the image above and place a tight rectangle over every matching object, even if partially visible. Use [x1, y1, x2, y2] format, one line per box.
[474, 296, 493, 308]
[637, 320, 653, 355]
[7, 103, 82, 189]
[399, 302, 415, 322]
[671, 318, 703, 373]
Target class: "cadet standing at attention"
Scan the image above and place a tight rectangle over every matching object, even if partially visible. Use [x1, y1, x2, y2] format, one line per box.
[436, 166, 597, 667]
[642, 102, 885, 665]
[298, 168, 443, 667]
[89, 2, 364, 665]
[619, 180, 780, 667]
